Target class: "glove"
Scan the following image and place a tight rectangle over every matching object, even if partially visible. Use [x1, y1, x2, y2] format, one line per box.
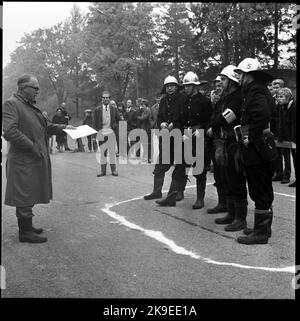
[167, 122, 173, 130]
[214, 139, 227, 166]
[193, 129, 201, 138]
[160, 122, 168, 129]
[32, 142, 42, 159]
[183, 134, 190, 141]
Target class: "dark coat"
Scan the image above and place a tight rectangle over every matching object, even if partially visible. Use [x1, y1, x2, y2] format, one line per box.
[277, 100, 296, 142]
[125, 108, 138, 132]
[3, 94, 66, 207]
[240, 81, 275, 166]
[157, 91, 186, 128]
[211, 88, 243, 139]
[174, 92, 212, 132]
[92, 105, 120, 133]
[150, 103, 159, 129]
[136, 106, 153, 133]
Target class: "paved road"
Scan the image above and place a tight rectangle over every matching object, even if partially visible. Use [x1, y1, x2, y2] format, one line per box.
[1, 139, 296, 299]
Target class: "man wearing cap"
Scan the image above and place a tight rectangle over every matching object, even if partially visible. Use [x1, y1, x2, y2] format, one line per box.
[156, 72, 212, 209]
[207, 65, 248, 232]
[144, 75, 186, 201]
[233, 58, 276, 245]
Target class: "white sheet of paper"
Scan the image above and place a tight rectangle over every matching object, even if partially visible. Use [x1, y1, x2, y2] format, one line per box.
[63, 125, 97, 140]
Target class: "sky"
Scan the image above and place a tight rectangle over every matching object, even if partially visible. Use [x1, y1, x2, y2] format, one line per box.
[2, 2, 92, 68]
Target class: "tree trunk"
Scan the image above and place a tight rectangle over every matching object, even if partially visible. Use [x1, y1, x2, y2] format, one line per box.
[273, 3, 279, 69]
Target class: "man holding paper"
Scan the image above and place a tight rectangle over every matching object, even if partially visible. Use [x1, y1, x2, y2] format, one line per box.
[2, 74, 75, 243]
[92, 90, 120, 177]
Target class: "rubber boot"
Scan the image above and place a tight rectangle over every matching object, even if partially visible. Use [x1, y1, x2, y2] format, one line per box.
[224, 199, 247, 231]
[215, 197, 235, 224]
[176, 177, 187, 202]
[192, 179, 206, 209]
[207, 187, 227, 214]
[237, 209, 272, 244]
[243, 208, 273, 237]
[110, 164, 118, 176]
[156, 179, 179, 207]
[97, 164, 107, 177]
[18, 218, 47, 243]
[144, 176, 164, 200]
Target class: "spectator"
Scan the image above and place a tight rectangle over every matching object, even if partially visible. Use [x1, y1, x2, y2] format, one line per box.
[93, 91, 120, 177]
[271, 78, 285, 181]
[83, 109, 97, 152]
[60, 102, 72, 151]
[125, 99, 138, 157]
[276, 87, 296, 185]
[52, 108, 68, 152]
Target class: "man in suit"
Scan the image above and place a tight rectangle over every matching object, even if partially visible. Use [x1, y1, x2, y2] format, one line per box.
[92, 90, 120, 177]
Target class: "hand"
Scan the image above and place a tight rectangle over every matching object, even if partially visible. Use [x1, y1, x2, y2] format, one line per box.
[32, 142, 42, 159]
[66, 125, 76, 130]
[160, 122, 168, 129]
[193, 129, 201, 138]
[167, 122, 173, 130]
[207, 128, 213, 137]
[243, 136, 249, 146]
[183, 134, 190, 141]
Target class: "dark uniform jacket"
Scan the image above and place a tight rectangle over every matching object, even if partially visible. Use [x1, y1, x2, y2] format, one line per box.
[3, 94, 66, 206]
[211, 88, 243, 140]
[174, 92, 212, 132]
[240, 81, 275, 166]
[157, 91, 186, 128]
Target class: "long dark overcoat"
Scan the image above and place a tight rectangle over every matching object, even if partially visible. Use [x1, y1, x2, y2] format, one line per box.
[3, 94, 66, 207]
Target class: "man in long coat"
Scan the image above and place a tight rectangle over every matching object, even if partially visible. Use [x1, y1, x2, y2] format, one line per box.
[2, 74, 75, 243]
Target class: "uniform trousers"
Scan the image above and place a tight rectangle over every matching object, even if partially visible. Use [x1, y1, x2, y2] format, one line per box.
[245, 162, 274, 210]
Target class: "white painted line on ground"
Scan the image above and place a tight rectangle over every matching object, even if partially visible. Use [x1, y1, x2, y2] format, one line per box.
[274, 191, 295, 198]
[101, 183, 295, 274]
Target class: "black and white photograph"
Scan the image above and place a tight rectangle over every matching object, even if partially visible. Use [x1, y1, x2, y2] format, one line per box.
[1, 1, 298, 315]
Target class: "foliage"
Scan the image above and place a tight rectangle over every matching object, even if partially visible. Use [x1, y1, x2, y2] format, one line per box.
[3, 2, 296, 113]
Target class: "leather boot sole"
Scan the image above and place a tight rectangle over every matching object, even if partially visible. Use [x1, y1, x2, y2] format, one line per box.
[237, 235, 268, 245]
[19, 232, 47, 243]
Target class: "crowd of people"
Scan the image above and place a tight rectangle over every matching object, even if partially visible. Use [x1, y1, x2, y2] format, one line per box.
[2, 59, 296, 244]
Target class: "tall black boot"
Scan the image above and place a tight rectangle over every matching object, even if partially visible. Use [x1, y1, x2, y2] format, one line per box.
[237, 209, 272, 244]
[156, 179, 179, 207]
[97, 164, 107, 177]
[192, 179, 206, 209]
[243, 207, 273, 237]
[110, 164, 118, 176]
[18, 218, 47, 243]
[207, 186, 227, 214]
[215, 197, 235, 224]
[176, 176, 187, 202]
[224, 199, 247, 231]
[144, 176, 164, 200]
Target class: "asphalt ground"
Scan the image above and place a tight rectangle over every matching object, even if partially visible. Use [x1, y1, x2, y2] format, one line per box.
[1, 136, 296, 301]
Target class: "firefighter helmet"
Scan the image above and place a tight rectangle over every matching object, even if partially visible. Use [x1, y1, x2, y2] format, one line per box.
[234, 58, 273, 82]
[163, 75, 179, 86]
[234, 58, 262, 73]
[218, 65, 239, 83]
[182, 71, 200, 85]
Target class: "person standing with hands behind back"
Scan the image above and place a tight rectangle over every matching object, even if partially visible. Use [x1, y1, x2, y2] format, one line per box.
[2, 74, 76, 243]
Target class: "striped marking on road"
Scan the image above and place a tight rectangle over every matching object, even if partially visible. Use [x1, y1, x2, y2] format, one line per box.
[101, 184, 295, 274]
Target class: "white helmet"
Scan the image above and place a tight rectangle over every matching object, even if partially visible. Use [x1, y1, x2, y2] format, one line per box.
[234, 58, 262, 73]
[218, 65, 239, 83]
[182, 71, 200, 85]
[163, 75, 179, 86]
